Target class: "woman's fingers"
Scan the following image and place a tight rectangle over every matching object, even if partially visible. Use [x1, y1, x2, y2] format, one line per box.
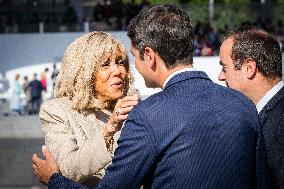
[116, 106, 135, 116]
[116, 114, 128, 123]
[122, 94, 139, 101]
[108, 94, 139, 130]
[120, 100, 139, 108]
[115, 95, 139, 109]
[117, 94, 139, 104]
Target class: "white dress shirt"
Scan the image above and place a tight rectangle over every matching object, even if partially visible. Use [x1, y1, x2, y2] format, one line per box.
[162, 67, 196, 89]
[256, 80, 284, 113]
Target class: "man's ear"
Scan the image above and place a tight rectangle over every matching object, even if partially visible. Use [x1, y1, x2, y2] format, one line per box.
[144, 47, 156, 69]
[243, 58, 257, 79]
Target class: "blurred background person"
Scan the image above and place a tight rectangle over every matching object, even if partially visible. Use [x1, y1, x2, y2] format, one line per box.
[9, 73, 22, 115]
[38, 31, 139, 187]
[29, 73, 43, 114]
[22, 76, 31, 115]
[50, 63, 59, 99]
[51, 63, 59, 89]
[200, 42, 214, 56]
[40, 67, 49, 92]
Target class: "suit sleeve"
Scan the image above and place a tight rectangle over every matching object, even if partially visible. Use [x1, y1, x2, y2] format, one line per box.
[49, 173, 89, 189]
[96, 106, 157, 189]
[40, 101, 112, 183]
[255, 125, 274, 189]
[275, 116, 284, 188]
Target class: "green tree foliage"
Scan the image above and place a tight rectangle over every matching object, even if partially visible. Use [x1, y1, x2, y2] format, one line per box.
[274, 0, 284, 23]
[133, 0, 283, 31]
[179, 0, 255, 31]
[213, 0, 251, 30]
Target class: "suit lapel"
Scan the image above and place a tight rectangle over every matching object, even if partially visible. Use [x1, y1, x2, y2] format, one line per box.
[260, 87, 284, 111]
[164, 71, 211, 89]
[259, 87, 284, 125]
[263, 87, 284, 110]
[259, 108, 268, 126]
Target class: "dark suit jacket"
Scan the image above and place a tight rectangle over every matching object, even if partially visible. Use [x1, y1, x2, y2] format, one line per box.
[48, 71, 269, 189]
[259, 86, 284, 189]
[29, 79, 43, 99]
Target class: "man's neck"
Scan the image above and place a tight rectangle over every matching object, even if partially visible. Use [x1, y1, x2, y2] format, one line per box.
[249, 77, 281, 104]
[160, 64, 193, 88]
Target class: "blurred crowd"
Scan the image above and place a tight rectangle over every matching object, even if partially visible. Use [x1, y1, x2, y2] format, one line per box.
[0, 0, 151, 33]
[91, 0, 151, 30]
[193, 18, 284, 56]
[5, 64, 59, 116]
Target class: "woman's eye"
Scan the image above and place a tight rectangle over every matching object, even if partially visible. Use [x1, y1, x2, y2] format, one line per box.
[101, 62, 109, 67]
[117, 60, 125, 65]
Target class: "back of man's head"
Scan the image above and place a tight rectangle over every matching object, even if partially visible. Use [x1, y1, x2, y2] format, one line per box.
[127, 4, 194, 69]
[225, 26, 282, 80]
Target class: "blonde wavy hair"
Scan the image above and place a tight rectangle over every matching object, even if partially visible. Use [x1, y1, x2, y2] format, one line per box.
[54, 31, 134, 111]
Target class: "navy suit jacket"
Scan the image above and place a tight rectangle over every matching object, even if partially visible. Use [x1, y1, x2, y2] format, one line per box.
[29, 79, 43, 99]
[49, 71, 269, 189]
[259, 86, 284, 188]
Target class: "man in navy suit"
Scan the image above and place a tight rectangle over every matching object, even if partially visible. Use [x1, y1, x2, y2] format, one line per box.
[218, 26, 284, 188]
[32, 4, 269, 188]
[29, 73, 43, 114]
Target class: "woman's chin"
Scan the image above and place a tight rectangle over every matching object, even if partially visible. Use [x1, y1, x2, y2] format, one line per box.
[108, 91, 124, 100]
[96, 90, 124, 101]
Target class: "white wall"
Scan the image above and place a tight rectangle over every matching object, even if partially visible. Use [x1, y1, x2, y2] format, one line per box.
[193, 56, 224, 86]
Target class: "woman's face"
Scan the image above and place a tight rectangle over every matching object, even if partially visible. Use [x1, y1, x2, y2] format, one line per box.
[94, 48, 127, 101]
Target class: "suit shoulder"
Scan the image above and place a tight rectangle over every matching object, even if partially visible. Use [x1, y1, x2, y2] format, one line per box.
[271, 89, 284, 110]
[41, 97, 71, 110]
[39, 97, 72, 119]
[136, 90, 166, 110]
[217, 84, 254, 106]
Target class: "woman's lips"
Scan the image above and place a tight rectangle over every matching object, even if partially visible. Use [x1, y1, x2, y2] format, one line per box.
[111, 81, 124, 89]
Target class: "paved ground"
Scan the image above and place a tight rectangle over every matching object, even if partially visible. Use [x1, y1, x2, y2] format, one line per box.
[0, 102, 47, 189]
[0, 138, 46, 189]
[0, 115, 44, 138]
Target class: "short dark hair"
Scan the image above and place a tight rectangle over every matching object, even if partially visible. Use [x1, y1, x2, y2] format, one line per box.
[225, 26, 282, 79]
[127, 4, 194, 68]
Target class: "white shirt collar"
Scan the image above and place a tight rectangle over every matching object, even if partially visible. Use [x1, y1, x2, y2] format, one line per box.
[256, 80, 284, 113]
[162, 67, 196, 89]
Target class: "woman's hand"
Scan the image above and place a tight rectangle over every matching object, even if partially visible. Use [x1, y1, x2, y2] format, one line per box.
[105, 94, 139, 134]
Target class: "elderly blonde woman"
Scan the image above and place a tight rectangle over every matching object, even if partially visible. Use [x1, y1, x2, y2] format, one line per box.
[39, 32, 139, 187]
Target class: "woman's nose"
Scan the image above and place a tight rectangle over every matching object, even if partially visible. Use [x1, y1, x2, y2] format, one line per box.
[109, 64, 121, 74]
